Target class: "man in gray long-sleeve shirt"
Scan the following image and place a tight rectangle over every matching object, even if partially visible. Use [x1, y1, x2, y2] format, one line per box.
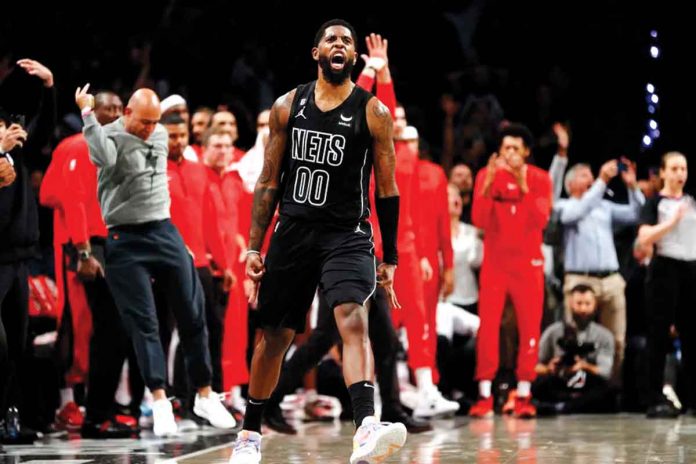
[549, 152, 644, 384]
[75, 85, 235, 436]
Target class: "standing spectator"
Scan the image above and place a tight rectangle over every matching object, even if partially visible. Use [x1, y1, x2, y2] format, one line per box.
[449, 162, 474, 224]
[74, 85, 235, 436]
[638, 152, 696, 418]
[446, 183, 483, 312]
[469, 123, 552, 419]
[189, 106, 213, 158]
[0, 58, 55, 443]
[550, 140, 644, 384]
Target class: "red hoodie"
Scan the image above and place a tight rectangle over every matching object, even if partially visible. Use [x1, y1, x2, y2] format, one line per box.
[40, 135, 80, 245]
[61, 135, 108, 242]
[394, 141, 426, 256]
[418, 159, 453, 270]
[167, 157, 231, 269]
[204, 167, 240, 272]
[472, 165, 551, 262]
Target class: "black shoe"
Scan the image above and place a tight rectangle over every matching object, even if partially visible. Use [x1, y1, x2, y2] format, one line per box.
[381, 409, 432, 434]
[1, 426, 38, 444]
[263, 403, 297, 435]
[535, 401, 562, 417]
[1, 409, 39, 445]
[81, 419, 139, 439]
[646, 402, 680, 419]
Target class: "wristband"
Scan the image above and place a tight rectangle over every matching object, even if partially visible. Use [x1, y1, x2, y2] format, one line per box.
[375, 195, 399, 265]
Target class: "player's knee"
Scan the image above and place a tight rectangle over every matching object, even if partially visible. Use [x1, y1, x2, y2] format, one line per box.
[261, 328, 295, 356]
[335, 303, 368, 338]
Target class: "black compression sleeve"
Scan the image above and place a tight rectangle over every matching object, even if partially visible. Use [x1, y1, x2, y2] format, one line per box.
[375, 195, 399, 265]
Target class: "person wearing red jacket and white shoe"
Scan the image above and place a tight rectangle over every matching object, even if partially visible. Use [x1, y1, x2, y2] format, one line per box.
[356, 34, 458, 418]
[163, 113, 236, 400]
[469, 123, 552, 419]
[409, 127, 455, 387]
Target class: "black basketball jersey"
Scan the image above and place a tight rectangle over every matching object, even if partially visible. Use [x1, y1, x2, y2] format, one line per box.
[279, 80, 374, 225]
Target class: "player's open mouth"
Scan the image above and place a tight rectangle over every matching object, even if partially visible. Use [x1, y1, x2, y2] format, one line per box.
[330, 53, 346, 69]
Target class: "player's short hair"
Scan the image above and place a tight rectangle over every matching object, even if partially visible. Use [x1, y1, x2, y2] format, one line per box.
[314, 19, 357, 49]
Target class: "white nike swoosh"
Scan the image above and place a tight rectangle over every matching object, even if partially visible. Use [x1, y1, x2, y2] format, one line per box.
[340, 114, 353, 122]
[363, 383, 375, 389]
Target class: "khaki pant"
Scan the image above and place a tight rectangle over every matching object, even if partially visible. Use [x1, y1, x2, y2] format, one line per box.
[564, 273, 626, 385]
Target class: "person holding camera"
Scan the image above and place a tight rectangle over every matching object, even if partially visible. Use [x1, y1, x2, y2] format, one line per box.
[533, 284, 615, 414]
[550, 144, 644, 385]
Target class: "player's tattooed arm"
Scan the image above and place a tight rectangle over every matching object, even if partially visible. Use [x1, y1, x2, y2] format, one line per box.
[367, 97, 399, 198]
[248, 89, 295, 251]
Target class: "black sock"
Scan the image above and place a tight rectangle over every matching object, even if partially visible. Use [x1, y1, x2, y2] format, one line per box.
[348, 381, 375, 427]
[242, 396, 268, 433]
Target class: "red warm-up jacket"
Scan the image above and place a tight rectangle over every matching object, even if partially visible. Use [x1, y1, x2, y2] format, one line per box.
[472, 165, 552, 263]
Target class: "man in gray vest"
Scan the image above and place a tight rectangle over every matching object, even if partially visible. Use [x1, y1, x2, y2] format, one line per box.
[74, 84, 235, 436]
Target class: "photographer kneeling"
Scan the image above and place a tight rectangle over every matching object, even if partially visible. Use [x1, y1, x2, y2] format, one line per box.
[533, 284, 615, 414]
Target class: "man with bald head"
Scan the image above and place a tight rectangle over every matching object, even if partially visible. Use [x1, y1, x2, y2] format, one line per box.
[41, 90, 144, 438]
[75, 86, 236, 436]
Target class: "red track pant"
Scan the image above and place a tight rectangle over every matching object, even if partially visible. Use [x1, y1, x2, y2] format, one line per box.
[475, 258, 544, 382]
[393, 248, 432, 372]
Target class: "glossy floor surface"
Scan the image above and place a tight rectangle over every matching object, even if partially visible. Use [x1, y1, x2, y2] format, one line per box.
[2, 415, 695, 464]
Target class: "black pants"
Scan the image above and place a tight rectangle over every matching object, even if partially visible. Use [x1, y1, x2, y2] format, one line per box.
[533, 372, 611, 413]
[198, 267, 225, 393]
[645, 256, 696, 408]
[268, 285, 402, 414]
[0, 261, 29, 416]
[80, 239, 144, 423]
[105, 219, 211, 391]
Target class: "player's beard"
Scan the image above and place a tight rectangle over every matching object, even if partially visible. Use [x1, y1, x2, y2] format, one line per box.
[319, 55, 354, 85]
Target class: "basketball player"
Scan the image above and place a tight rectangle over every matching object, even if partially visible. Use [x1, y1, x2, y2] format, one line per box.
[229, 19, 407, 464]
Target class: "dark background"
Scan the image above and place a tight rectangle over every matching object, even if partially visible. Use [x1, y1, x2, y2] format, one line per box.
[1, 0, 692, 172]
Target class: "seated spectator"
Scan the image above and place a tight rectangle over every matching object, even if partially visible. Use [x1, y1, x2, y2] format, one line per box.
[533, 284, 615, 414]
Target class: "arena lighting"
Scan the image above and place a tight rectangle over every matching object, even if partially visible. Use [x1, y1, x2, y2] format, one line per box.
[642, 30, 661, 151]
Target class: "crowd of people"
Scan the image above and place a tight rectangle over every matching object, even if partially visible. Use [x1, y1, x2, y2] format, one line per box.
[0, 17, 693, 464]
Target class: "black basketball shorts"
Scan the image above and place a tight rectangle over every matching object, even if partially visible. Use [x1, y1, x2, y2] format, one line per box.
[257, 216, 377, 332]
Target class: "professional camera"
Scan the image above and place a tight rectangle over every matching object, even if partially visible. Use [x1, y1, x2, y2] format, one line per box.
[556, 324, 595, 376]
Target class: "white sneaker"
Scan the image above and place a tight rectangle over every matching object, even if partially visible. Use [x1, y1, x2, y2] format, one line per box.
[413, 388, 460, 418]
[152, 399, 178, 437]
[349, 416, 407, 464]
[194, 392, 237, 429]
[663, 384, 683, 411]
[230, 387, 247, 415]
[229, 430, 262, 464]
